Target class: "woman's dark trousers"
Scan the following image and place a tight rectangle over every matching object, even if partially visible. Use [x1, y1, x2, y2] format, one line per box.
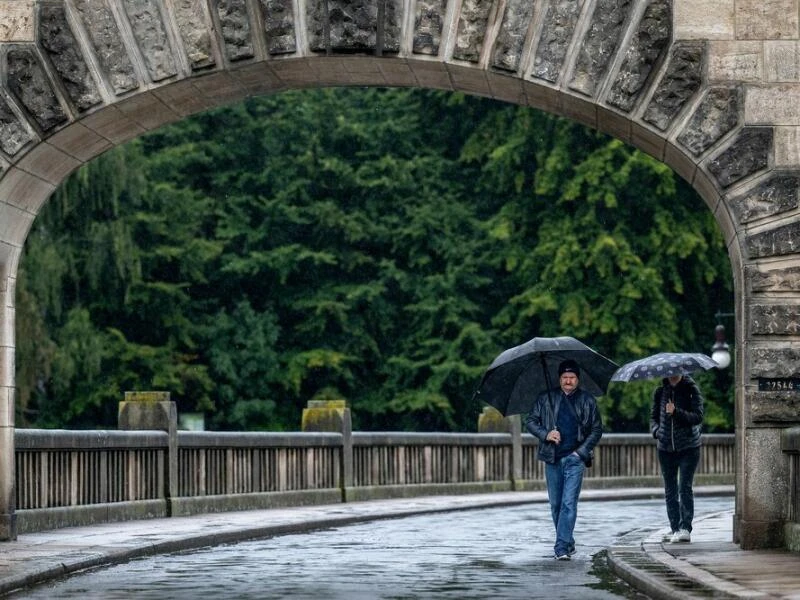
[658, 446, 700, 532]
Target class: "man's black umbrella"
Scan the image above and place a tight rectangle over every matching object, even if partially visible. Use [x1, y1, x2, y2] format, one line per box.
[473, 336, 619, 416]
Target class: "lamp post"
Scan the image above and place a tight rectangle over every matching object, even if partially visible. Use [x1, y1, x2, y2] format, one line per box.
[711, 311, 734, 369]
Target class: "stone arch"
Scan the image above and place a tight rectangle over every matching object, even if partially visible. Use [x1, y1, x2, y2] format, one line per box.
[1, 0, 798, 548]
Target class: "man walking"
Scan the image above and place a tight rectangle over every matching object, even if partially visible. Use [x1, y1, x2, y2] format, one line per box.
[524, 359, 603, 560]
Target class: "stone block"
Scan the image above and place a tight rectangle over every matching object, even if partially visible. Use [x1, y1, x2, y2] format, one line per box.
[750, 303, 800, 335]
[782, 426, 800, 451]
[773, 126, 800, 167]
[642, 41, 705, 132]
[561, 93, 597, 129]
[171, 0, 216, 70]
[413, 0, 447, 55]
[596, 107, 631, 143]
[663, 141, 698, 184]
[409, 61, 452, 90]
[741, 427, 788, 523]
[531, 0, 582, 83]
[749, 391, 800, 422]
[229, 63, 285, 96]
[707, 127, 772, 189]
[728, 172, 800, 223]
[335, 57, 382, 76]
[0, 242, 20, 287]
[750, 344, 800, 377]
[118, 391, 175, 432]
[765, 41, 800, 82]
[0, 386, 12, 427]
[714, 193, 740, 248]
[152, 80, 217, 118]
[477, 406, 510, 433]
[301, 399, 351, 433]
[488, 74, 526, 106]
[677, 86, 741, 157]
[0, 299, 13, 348]
[606, 0, 671, 113]
[746, 84, 800, 126]
[81, 106, 146, 145]
[16, 142, 81, 186]
[735, 0, 798, 40]
[377, 61, 417, 87]
[692, 167, 721, 211]
[0, 202, 33, 248]
[115, 92, 181, 133]
[46, 123, 111, 163]
[738, 516, 785, 549]
[746, 220, 800, 259]
[747, 263, 800, 291]
[674, 0, 735, 40]
[707, 41, 762, 83]
[448, 65, 491, 97]
[0, 345, 12, 391]
[0, 1, 34, 42]
[189, 71, 247, 106]
[270, 58, 318, 85]
[523, 81, 561, 114]
[336, 58, 385, 86]
[785, 522, 800, 552]
[0, 169, 54, 215]
[630, 121, 665, 161]
[453, 0, 493, 63]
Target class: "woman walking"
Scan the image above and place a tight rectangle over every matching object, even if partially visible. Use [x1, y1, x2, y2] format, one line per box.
[650, 373, 705, 543]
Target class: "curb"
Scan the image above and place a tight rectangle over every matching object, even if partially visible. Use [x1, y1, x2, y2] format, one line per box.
[607, 507, 762, 600]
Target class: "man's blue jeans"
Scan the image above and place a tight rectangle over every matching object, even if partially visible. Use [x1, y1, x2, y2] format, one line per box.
[545, 453, 585, 556]
[658, 446, 700, 532]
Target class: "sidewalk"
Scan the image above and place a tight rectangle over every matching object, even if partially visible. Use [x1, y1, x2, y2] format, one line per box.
[608, 504, 800, 599]
[0, 486, 797, 598]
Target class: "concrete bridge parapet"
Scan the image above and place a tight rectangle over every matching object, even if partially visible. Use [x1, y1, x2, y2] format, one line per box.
[0, 0, 799, 548]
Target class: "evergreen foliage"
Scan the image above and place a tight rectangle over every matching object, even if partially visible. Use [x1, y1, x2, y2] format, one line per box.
[15, 88, 734, 432]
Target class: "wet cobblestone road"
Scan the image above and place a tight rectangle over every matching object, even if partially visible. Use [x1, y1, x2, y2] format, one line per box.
[11, 496, 733, 600]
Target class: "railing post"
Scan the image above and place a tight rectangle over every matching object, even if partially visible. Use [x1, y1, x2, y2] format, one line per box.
[478, 407, 522, 490]
[118, 391, 177, 515]
[302, 399, 352, 501]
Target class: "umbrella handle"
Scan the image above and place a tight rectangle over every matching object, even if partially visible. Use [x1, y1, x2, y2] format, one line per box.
[541, 355, 558, 429]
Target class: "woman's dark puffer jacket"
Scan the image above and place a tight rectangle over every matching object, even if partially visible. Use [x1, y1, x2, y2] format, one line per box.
[649, 375, 704, 452]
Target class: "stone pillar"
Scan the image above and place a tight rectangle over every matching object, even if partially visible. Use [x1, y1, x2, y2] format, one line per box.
[118, 391, 177, 512]
[302, 399, 352, 495]
[0, 248, 18, 541]
[478, 407, 522, 490]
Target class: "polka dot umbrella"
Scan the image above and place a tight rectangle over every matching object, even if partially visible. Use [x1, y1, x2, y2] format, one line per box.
[611, 352, 720, 382]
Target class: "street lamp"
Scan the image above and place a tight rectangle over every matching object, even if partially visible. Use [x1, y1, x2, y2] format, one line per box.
[711, 312, 733, 368]
[711, 324, 730, 368]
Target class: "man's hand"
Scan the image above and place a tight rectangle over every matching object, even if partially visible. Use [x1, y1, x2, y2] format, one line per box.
[666, 400, 675, 415]
[546, 429, 561, 444]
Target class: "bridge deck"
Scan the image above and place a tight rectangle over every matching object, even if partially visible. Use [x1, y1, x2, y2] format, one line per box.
[1, 487, 798, 599]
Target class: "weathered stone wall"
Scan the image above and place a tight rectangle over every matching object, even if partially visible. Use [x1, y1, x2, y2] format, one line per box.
[0, 0, 798, 548]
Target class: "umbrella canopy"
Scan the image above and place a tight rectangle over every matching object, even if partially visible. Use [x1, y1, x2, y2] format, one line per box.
[473, 336, 619, 416]
[611, 352, 719, 383]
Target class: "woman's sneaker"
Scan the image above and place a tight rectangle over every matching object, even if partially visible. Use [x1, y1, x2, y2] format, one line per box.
[662, 531, 676, 542]
[671, 529, 691, 542]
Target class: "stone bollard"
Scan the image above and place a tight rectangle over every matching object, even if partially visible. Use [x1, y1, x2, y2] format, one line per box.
[302, 399, 353, 498]
[118, 391, 177, 513]
[478, 406, 523, 490]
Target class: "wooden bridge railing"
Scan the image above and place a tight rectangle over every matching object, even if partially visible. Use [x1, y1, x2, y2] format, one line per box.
[14, 427, 735, 533]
